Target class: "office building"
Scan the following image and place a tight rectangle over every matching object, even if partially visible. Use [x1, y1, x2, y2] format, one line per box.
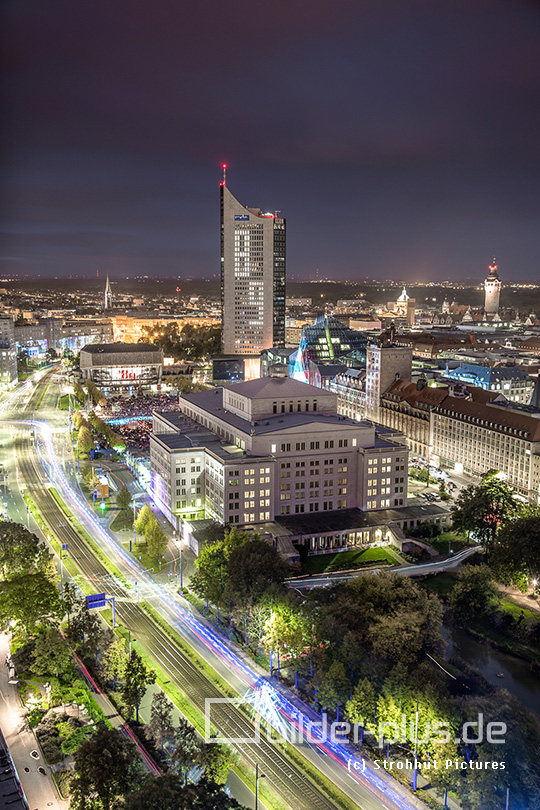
[220, 182, 285, 355]
[432, 396, 540, 503]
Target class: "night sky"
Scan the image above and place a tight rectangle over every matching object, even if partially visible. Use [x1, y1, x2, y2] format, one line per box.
[2, 0, 540, 282]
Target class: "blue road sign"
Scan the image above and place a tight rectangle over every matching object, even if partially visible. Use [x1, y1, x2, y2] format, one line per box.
[86, 592, 106, 609]
[61, 543, 69, 551]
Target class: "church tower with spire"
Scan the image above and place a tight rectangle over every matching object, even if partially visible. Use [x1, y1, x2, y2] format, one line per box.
[484, 258, 501, 316]
[104, 273, 113, 311]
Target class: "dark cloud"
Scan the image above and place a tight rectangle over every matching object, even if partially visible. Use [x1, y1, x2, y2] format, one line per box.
[1, 0, 540, 280]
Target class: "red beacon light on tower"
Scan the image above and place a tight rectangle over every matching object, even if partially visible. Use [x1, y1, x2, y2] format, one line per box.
[220, 163, 228, 185]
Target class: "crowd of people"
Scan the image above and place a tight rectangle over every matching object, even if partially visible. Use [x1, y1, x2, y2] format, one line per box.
[98, 393, 179, 451]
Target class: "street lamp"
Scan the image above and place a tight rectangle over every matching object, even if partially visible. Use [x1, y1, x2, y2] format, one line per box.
[255, 763, 266, 810]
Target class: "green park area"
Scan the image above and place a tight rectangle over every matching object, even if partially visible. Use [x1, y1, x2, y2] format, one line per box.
[300, 546, 398, 575]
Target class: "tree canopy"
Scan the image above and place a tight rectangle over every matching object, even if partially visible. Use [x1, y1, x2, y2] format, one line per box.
[124, 774, 248, 810]
[451, 470, 518, 550]
[70, 725, 146, 810]
[121, 650, 156, 723]
[490, 512, 540, 589]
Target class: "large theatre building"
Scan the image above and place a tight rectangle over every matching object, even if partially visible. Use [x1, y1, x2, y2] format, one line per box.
[80, 342, 163, 391]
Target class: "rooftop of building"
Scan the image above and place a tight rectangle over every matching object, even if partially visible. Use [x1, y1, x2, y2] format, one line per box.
[436, 395, 540, 441]
[81, 341, 161, 354]
[446, 363, 532, 383]
[226, 376, 329, 399]
[276, 503, 449, 535]
[152, 431, 270, 462]
[382, 378, 504, 410]
[177, 388, 375, 436]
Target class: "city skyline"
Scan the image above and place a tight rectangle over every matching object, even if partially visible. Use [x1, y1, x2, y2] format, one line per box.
[2, 1, 540, 282]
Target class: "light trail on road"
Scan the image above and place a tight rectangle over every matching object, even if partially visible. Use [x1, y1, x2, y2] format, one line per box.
[19, 413, 427, 810]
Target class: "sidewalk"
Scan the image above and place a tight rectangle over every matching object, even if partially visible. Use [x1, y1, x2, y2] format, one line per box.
[0, 632, 69, 810]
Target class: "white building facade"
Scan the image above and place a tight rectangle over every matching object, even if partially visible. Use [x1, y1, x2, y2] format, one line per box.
[150, 376, 408, 531]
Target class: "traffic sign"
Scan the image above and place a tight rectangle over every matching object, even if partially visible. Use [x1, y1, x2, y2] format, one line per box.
[86, 592, 106, 609]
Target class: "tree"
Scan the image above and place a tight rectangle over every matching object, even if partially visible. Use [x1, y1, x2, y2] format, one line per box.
[345, 677, 376, 731]
[191, 527, 252, 607]
[123, 774, 188, 810]
[316, 660, 349, 714]
[116, 484, 133, 515]
[439, 480, 451, 501]
[121, 650, 156, 723]
[450, 565, 498, 622]
[169, 718, 204, 784]
[123, 775, 248, 810]
[0, 521, 39, 579]
[203, 744, 238, 784]
[100, 636, 127, 689]
[73, 412, 87, 430]
[146, 522, 168, 565]
[0, 571, 63, 632]
[61, 581, 82, 624]
[70, 724, 146, 810]
[65, 603, 103, 658]
[134, 504, 154, 536]
[73, 382, 86, 405]
[30, 628, 74, 681]
[262, 599, 309, 665]
[451, 470, 518, 550]
[145, 692, 174, 755]
[490, 514, 540, 588]
[224, 539, 287, 605]
[77, 424, 95, 454]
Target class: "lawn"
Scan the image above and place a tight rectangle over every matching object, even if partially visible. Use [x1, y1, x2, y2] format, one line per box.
[498, 597, 540, 624]
[110, 507, 134, 531]
[58, 393, 81, 410]
[122, 540, 161, 572]
[301, 546, 397, 575]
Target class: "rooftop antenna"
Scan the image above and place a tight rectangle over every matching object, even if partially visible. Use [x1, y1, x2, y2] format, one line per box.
[222, 163, 227, 185]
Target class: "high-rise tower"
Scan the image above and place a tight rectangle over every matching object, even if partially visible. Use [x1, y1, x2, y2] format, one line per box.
[104, 273, 113, 310]
[220, 175, 285, 355]
[484, 259, 501, 316]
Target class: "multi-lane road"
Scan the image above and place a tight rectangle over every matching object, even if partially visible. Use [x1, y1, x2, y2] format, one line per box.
[1, 371, 431, 810]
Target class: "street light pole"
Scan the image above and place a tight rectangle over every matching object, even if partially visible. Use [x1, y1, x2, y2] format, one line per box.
[255, 763, 266, 810]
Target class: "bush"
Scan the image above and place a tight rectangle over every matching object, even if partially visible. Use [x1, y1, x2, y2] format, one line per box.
[28, 708, 46, 728]
[41, 739, 62, 764]
[62, 726, 94, 755]
[54, 768, 73, 798]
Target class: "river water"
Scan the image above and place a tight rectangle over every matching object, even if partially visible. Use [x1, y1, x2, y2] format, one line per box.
[442, 624, 540, 716]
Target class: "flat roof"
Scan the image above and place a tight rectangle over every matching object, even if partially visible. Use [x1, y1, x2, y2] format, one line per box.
[178, 389, 370, 435]
[81, 342, 161, 354]
[276, 503, 449, 535]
